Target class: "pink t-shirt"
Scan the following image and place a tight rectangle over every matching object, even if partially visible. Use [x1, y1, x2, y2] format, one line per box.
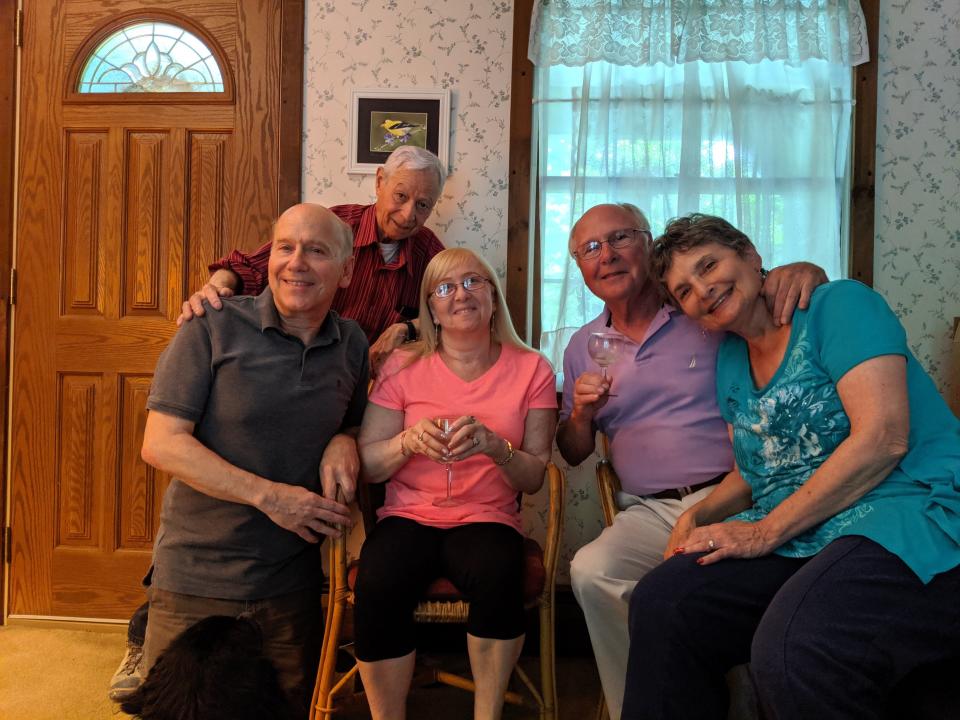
[370, 344, 557, 531]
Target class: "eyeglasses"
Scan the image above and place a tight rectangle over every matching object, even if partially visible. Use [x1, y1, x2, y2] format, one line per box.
[572, 228, 650, 261]
[432, 275, 492, 298]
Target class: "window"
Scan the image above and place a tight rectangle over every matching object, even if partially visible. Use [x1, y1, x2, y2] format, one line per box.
[77, 21, 224, 94]
[529, 1, 869, 368]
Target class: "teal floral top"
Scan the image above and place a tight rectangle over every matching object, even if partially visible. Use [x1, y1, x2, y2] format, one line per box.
[717, 280, 960, 583]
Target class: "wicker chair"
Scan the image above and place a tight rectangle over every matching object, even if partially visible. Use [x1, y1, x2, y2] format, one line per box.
[310, 462, 565, 720]
[592, 435, 759, 720]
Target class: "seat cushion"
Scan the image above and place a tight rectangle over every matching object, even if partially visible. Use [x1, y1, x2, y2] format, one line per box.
[348, 536, 546, 605]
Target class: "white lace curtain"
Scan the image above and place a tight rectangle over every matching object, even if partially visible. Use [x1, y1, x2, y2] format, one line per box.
[529, 0, 869, 68]
[529, 0, 868, 371]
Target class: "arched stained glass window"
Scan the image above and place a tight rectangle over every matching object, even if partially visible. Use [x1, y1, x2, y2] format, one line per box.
[78, 22, 224, 94]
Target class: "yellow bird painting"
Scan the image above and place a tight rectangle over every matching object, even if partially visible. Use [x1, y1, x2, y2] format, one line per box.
[380, 119, 423, 139]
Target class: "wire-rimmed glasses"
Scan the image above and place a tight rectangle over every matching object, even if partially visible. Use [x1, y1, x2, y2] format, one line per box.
[572, 228, 650, 262]
[432, 276, 491, 298]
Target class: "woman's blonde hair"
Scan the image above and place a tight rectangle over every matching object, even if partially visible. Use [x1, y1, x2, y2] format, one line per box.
[407, 248, 530, 360]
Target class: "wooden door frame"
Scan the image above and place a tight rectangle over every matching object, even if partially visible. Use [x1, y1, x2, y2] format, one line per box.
[0, 3, 19, 624]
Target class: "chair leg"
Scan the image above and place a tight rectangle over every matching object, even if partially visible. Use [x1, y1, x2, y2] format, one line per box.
[595, 692, 610, 720]
[538, 596, 558, 720]
[311, 588, 347, 720]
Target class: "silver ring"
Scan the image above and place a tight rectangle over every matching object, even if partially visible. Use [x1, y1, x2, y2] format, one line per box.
[707, 539, 716, 550]
[472, 436, 480, 447]
[418, 430, 426, 442]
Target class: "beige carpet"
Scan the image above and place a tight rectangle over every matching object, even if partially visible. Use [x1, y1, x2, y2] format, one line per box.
[0, 625, 132, 720]
[0, 624, 601, 719]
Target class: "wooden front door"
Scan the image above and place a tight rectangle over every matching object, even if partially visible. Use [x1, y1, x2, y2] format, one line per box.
[9, 0, 302, 619]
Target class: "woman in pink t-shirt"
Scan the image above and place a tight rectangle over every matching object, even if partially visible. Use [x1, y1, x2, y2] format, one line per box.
[355, 248, 557, 720]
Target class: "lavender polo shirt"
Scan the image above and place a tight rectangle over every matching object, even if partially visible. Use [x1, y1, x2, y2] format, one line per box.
[561, 305, 733, 496]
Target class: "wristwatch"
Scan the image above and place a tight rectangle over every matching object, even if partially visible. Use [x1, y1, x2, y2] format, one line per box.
[403, 320, 417, 343]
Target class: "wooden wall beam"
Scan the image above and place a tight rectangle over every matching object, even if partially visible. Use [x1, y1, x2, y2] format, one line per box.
[507, 0, 536, 341]
[850, 0, 879, 285]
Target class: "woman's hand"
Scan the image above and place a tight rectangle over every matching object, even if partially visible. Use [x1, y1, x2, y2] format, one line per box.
[402, 417, 455, 463]
[664, 508, 699, 559]
[403, 415, 507, 463]
[445, 416, 506, 462]
[678, 521, 776, 565]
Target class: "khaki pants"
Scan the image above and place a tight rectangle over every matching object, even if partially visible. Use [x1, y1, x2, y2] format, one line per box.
[569, 488, 714, 720]
[143, 585, 323, 717]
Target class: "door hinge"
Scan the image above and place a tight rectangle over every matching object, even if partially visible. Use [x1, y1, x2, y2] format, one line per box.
[3, 526, 10, 565]
[8, 267, 15, 306]
[15, 8, 23, 48]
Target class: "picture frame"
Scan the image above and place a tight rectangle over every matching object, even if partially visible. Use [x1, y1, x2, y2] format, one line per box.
[348, 88, 450, 174]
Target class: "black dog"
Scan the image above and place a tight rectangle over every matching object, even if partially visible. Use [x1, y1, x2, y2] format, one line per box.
[120, 615, 296, 720]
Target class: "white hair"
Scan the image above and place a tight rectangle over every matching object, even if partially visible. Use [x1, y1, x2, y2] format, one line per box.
[381, 145, 446, 189]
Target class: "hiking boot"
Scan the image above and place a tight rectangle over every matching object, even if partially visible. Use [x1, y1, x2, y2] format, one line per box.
[107, 642, 144, 701]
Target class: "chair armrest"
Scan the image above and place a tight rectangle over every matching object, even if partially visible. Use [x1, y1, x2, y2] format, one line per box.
[542, 463, 565, 585]
[595, 459, 622, 528]
[328, 488, 350, 597]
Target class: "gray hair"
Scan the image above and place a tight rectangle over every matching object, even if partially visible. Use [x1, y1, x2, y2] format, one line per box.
[568, 202, 652, 254]
[381, 145, 447, 190]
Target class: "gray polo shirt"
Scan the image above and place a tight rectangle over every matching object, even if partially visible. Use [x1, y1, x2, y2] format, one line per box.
[146, 288, 368, 600]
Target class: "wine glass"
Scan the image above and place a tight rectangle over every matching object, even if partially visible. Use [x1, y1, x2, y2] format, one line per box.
[587, 332, 625, 395]
[432, 415, 461, 507]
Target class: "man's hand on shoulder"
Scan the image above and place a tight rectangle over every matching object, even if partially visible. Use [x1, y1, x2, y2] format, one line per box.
[369, 322, 410, 376]
[176, 269, 239, 326]
[762, 262, 828, 327]
[320, 432, 360, 504]
[258, 481, 353, 543]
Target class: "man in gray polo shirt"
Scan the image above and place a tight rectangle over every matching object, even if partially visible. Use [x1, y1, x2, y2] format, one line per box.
[140, 203, 368, 714]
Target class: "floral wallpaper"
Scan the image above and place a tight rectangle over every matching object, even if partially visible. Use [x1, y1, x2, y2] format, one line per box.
[874, 0, 960, 396]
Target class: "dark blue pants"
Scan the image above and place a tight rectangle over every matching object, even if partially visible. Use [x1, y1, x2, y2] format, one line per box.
[623, 536, 960, 720]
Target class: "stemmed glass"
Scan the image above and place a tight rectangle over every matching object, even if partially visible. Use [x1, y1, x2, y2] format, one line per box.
[432, 415, 461, 507]
[587, 332, 625, 396]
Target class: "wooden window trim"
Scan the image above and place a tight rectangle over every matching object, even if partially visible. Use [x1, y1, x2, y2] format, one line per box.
[506, 0, 881, 339]
[507, 0, 537, 341]
[850, 0, 879, 286]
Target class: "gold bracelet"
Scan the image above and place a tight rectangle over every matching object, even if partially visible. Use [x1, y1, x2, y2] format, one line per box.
[399, 430, 412, 458]
[495, 438, 514, 465]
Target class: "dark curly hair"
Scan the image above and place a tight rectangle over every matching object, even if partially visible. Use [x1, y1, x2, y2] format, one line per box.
[121, 616, 295, 720]
[650, 213, 756, 287]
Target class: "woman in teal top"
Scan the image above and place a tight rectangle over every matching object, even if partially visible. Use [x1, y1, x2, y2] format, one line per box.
[619, 213, 960, 720]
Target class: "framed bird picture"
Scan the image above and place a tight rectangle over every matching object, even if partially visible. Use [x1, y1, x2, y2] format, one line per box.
[348, 88, 451, 174]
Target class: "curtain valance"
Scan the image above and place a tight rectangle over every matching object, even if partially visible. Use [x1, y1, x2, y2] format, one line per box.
[528, 0, 868, 68]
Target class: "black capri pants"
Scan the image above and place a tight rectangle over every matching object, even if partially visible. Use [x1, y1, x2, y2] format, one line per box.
[353, 516, 526, 662]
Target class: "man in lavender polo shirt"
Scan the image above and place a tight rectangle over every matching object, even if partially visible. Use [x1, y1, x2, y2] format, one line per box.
[557, 203, 825, 719]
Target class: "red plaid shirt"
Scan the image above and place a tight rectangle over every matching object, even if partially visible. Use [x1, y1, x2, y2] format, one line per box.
[210, 203, 444, 342]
